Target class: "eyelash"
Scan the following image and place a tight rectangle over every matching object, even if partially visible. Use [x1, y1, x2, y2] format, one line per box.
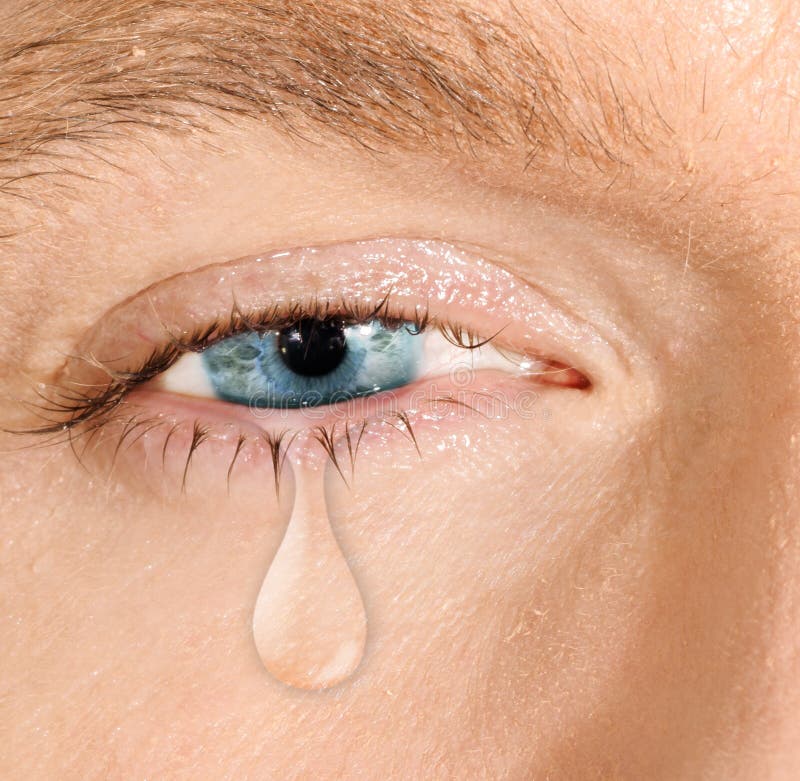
[12, 294, 521, 488]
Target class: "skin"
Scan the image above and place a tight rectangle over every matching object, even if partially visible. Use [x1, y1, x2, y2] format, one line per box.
[1, 0, 800, 778]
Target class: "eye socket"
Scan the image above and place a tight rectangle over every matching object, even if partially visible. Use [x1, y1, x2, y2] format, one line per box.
[173, 317, 423, 409]
[18, 238, 606, 467]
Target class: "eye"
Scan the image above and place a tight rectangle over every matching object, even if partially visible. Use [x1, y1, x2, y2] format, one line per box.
[155, 314, 536, 410]
[17, 237, 607, 492]
[161, 317, 423, 409]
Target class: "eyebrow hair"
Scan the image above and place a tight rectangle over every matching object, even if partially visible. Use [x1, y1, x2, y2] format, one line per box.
[0, 0, 665, 203]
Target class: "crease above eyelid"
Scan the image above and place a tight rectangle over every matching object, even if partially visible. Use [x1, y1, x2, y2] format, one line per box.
[64, 238, 626, 392]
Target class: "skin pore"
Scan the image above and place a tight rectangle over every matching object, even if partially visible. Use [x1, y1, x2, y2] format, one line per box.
[1, 0, 800, 778]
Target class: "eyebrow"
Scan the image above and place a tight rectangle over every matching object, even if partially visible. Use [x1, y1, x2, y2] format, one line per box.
[0, 0, 664, 201]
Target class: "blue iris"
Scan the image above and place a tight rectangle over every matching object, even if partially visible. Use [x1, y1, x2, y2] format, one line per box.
[201, 319, 422, 408]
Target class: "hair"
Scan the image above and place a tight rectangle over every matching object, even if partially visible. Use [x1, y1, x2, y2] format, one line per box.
[0, 0, 668, 204]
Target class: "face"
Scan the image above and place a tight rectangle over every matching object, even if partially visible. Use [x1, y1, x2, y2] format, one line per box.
[1, 0, 799, 777]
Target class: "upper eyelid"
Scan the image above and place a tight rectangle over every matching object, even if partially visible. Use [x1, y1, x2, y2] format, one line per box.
[103, 300, 482, 396]
[18, 298, 510, 438]
[69, 238, 619, 376]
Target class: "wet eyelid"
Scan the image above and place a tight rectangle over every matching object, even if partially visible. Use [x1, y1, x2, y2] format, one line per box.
[17, 235, 628, 455]
[64, 238, 620, 392]
[9, 237, 621, 498]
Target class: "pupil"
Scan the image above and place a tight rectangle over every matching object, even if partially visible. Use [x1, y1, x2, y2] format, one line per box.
[277, 318, 347, 377]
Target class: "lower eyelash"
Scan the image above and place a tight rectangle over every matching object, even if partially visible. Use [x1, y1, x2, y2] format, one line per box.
[63, 404, 424, 495]
[23, 383, 498, 497]
[7, 361, 560, 498]
[312, 411, 420, 485]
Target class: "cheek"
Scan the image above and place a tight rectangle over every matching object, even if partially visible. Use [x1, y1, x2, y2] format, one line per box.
[320, 389, 663, 763]
[2, 378, 718, 777]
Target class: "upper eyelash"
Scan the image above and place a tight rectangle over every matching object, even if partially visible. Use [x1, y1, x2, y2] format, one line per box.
[10, 294, 499, 438]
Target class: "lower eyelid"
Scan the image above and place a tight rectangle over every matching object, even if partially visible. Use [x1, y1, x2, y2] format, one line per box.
[109, 376, 512, 485]
[136, 373, 478, 432]
[64, 360, 588, 496]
